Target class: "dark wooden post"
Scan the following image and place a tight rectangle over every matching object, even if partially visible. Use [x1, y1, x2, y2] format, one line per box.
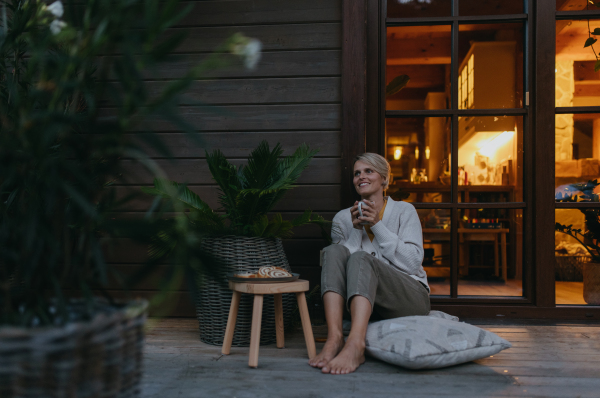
[533, 0, 556, 307]
[341, 0, 367, 207]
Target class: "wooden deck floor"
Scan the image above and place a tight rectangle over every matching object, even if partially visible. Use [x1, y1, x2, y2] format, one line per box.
[142, 318, 600, 397]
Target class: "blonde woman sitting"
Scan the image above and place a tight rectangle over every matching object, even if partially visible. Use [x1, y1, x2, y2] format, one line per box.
[309, 153, 430, 374]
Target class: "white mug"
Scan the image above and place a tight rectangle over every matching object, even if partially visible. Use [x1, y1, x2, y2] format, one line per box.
[357, 201, 371, 225]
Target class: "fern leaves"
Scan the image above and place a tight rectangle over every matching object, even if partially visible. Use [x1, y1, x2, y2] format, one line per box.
[143, 141, 331, 241]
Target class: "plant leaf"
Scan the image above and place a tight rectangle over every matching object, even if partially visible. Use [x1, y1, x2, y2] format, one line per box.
[385, 75, 410, 97]
[584, 37, 597, 48]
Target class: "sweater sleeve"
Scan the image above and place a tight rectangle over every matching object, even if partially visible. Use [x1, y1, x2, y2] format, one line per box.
[331, 210, 363, 254]
[369, 204, 425, 277]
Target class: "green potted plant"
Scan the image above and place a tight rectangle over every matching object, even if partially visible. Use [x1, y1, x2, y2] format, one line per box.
[143, 141, 331, 346]
[555, 179, 600, 304]
[0, 0, 260, 395]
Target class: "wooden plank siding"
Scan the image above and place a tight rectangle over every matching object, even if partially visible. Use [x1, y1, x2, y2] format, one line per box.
[106, 0, 342, 315]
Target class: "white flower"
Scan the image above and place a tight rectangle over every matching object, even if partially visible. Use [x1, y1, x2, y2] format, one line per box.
[231, 38, 262, 70]
[46, 1, 64, 18]
[49, 19, 66, 35]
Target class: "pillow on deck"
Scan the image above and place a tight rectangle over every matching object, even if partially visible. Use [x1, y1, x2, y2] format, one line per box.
[365, 316, 511, 369]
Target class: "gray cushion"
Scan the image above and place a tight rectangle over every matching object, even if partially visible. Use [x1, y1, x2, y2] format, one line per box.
[365, 316, 511, 369]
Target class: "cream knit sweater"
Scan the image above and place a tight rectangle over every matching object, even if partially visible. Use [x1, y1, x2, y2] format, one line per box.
[331, 197, 429, 292]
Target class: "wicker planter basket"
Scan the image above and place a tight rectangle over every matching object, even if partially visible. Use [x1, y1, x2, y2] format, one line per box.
[0, 299, 147, 398]
[196, 236, 296, 346]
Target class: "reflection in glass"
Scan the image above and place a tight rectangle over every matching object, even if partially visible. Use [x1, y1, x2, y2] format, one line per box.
[554, 114, 600, 199]
[554, 209, 596, 305]
[458, 23, 524, 109]
[386, 117, 451, 203]
[460, 0, 523, 16]
[387, 0, 451, 18]
[457, 209, 523, 297]
[386, 25, 451, 110]
[417, 208, 451, 296]
[556, 20, 600, 107]
[556, 0, 600, 11]
[457, 116, 523, 202]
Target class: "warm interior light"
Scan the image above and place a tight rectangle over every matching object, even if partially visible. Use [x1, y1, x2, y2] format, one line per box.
[394, 146, 402, 160]
[478, 131, 515, 157]
[415, 147, 419, 159]
[425, 146, 430, 160]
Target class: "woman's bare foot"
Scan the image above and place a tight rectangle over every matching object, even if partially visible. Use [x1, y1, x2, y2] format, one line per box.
[321, 339, 365, 375]
[308, 335, 344, 369]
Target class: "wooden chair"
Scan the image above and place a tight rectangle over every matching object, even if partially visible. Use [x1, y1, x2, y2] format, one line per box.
[221, 279, 317, 368]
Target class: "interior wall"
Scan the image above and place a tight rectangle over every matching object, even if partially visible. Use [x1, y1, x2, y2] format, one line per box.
[107, 0, 343, 316]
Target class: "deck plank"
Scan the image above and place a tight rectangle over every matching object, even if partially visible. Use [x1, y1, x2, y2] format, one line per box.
[142, 318, 600, 397]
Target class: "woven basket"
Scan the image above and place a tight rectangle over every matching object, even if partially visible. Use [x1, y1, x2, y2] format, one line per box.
[555, 255, 589, 281]
[195, 236, 296, 346]
[0, 299, 147, 398]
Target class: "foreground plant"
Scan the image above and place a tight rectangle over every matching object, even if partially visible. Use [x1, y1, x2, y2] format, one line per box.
[0, 0, 261, 326]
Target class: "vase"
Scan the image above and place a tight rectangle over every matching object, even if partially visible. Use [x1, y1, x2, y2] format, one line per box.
[583, 262, 600, 305]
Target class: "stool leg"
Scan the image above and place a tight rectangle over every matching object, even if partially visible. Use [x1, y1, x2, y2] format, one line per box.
[274, 294, 284, 349]
[494, 235, 499, 277]
[249, 294, 264, 368]
[222, 291, 241, 355]
[296, 292, 316, 360]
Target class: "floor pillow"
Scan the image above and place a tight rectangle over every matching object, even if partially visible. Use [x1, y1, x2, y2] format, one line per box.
[342, 310, 459, 335]
[364, 316, 511, 369]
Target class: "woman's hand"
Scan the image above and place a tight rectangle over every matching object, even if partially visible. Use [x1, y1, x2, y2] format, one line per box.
[358, 200, 380, 226]
[351, 201, 363, 230]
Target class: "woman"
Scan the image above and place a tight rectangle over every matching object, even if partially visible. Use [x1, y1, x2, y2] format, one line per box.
[308, 153, 430, 374]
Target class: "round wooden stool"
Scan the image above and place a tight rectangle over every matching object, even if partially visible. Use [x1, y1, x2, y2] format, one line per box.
[221, 279, 317, 368]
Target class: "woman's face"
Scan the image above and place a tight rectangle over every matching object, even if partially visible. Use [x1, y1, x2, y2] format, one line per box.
[353, 160, 385, 197]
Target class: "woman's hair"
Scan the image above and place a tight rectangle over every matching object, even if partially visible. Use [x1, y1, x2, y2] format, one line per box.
[353, 153, 392, 190]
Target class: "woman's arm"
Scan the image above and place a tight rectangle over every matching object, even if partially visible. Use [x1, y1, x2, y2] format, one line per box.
[369, 205, 424, 276]
[332, 210, 363, 254]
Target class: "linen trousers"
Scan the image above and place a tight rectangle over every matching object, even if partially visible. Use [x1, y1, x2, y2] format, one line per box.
[321, 244, 430, 320]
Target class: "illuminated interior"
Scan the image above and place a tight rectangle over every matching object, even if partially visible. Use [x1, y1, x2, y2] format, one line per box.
[553, 16, 600, 305]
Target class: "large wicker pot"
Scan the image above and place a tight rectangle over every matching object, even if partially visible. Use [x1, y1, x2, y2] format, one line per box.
[583, 262, 600, 305]
[0, 299, 147, 398]
[196, 236, 296, 346]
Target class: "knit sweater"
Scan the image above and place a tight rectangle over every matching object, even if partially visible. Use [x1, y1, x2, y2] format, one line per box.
[331, 197, 429, 292]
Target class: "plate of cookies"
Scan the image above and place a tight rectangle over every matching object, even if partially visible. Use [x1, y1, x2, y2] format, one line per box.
[228, 266, 299, 283]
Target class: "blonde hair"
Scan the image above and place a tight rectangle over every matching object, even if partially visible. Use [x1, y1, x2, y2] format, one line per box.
[353, 153, 392, 190]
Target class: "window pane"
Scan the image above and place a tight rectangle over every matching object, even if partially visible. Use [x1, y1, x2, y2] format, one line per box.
[555, 209, 595, 305]
[555, 114, 600, 199]
[386, 117, 451, 203]
[460, 0, 523, 16]
[418, 208, 451, 296]
[557, 0, 600, 11]
[457, 209, 524, 297]
[386, 25, 451, 111]
[458, 23, 524, 109]
[556, 20, 600, 107]
[457, 116, 524, 202]
[387, 0, 451, 18]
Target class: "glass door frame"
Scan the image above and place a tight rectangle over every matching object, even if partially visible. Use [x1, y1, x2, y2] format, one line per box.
[338, 0, 600, 317]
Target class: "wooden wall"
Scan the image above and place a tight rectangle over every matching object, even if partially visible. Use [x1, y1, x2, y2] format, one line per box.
[108, 0, 342, 316]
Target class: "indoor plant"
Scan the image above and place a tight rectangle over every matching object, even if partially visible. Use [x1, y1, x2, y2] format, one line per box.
[555, 179, 600, 304]
[143, 141, 332, 345]
[0, 0, 260, 395]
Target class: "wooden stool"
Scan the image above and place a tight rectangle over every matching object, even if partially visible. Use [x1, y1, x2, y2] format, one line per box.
[221, 279, 317, 368]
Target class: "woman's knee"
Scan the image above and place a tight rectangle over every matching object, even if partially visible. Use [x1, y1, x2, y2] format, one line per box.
[321, 244, 350, 269]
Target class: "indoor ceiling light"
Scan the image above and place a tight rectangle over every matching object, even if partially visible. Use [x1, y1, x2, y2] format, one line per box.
[394, 146, 403, 160]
